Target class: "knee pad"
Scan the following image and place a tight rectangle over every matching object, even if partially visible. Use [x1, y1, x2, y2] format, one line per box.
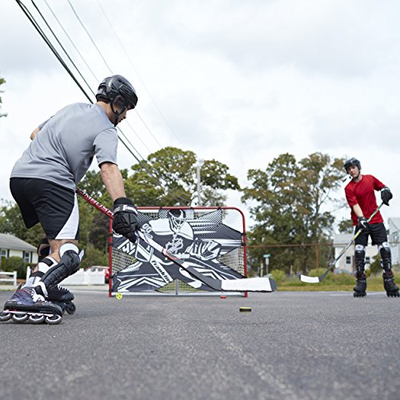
[39, 243, 81, 292]
[355, 244, 365, 258]
[378, 242, 391, 254]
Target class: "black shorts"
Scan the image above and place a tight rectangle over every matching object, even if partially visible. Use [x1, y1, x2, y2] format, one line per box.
[10, 178, 79, 240]
[355, 222, 387, 246]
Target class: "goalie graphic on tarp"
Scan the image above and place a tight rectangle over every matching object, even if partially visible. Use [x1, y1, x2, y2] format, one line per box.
[112, 208, 244, 292]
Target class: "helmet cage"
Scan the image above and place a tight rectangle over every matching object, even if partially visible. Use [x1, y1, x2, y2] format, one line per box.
[168, 209, 187, 233]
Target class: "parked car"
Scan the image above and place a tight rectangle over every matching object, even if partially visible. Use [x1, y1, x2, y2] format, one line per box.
[86, 266, 110, 283]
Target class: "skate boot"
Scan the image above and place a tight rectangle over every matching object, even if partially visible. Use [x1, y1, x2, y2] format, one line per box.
[0, 287, 63, 324]
[353, 272, 367, 297]
[47, 285, 76, 315]
[29, 270, 76, 314]
[383, 270, 400, 297]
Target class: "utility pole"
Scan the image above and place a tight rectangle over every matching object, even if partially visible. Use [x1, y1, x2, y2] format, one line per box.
[263, 254, 270, 276]
[196, 158, 204, 206]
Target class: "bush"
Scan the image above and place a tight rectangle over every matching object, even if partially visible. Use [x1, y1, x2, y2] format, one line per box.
[306, 269, 323, 277]
[306, 268, 355, 285]
[80, 243, 108, 269]
[369, 255, 381, 274]
[3, 256, 27, 279]
[270, 269, 286, 283]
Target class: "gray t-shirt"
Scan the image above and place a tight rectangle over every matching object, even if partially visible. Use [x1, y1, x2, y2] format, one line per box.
[11, 103, 118, 190]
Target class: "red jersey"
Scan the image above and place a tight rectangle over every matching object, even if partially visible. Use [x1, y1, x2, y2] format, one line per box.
[345, 174, 385, 226]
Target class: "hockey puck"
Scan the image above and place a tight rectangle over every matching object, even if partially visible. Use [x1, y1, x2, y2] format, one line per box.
[115, 293, 123, 300]
[239, 307, 252, 313]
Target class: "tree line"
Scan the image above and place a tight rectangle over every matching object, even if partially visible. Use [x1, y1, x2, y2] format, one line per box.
[0, 146, 348, 273]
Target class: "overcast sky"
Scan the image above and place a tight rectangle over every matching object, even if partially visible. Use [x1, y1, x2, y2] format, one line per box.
[1, 0, 400, 230]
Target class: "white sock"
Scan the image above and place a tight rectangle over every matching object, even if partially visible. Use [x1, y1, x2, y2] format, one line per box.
[24, 257, 58, 288]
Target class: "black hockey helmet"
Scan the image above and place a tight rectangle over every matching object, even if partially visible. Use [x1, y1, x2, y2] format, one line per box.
[96, 75, 138, 110]
[344, 157, 361, 172]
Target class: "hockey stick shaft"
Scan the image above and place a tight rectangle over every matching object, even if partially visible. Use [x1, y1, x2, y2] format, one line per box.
[300, 202, 384, 283]
[76, 188, 276, 292]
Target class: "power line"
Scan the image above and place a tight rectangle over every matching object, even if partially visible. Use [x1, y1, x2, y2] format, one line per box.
[95, 0, 185, 149]
[67, 0, 166, 151]
[66, 0, 113, 74]
[43, 0, 99, 84]
[30, 0, 95, 97]
[15, 0, 144, 164]
[15, 0, 92, 102]
[14, 0, 192, 205]
[43, 0, 154, 155]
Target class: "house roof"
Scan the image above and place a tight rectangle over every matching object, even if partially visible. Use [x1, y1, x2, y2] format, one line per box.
[0, 233, 36, 252]
[388, 218, 400, 230]
[333, 233, 353, 245]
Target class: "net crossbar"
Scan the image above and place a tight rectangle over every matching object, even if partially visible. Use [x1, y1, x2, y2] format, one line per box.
[109, 206, 247, 296]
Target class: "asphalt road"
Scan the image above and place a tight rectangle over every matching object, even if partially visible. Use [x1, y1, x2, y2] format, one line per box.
[0, 288, 399, 400]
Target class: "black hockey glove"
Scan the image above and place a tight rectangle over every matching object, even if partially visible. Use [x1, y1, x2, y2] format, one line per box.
[357, 216, 369, 232]
[381, 187, 393, 206]
[112, 197, 139, 242]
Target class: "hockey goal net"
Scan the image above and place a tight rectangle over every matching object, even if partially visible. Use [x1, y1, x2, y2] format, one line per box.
[108, 206, 247, 296]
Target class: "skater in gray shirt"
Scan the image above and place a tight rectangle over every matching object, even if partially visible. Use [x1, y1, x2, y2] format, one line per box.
[1, 75, 140, 324]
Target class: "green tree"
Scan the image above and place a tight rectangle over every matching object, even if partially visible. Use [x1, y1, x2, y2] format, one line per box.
[369, 254, 382, 274]
[125, 147, 240, 206]
[0, 200, 44, 246]
[0, 77, 7, 118]
[338, 218, 353, 234]
[242, 152, 345, 274]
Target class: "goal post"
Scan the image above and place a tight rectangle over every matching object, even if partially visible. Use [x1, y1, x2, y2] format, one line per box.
[108, 206, 247, 296]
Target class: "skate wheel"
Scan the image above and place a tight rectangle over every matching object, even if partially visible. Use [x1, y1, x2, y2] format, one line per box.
[0, 312, 12, 322]
[353, 292, 366, 297]
[65, 302, 76, 315]
[45, 314, 62, 325]
[29, 314, 45, 324]
[12, 313, 29, 323]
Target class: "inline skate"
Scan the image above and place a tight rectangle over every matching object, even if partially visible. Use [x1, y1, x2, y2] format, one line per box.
[30, 271, 76, 314]
[383, 270, 400, 297]
[0, 286, 63, 325]
[353, 271, 367, 297]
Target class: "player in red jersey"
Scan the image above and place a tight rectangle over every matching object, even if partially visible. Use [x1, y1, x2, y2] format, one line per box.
[344, 158, 398, 297]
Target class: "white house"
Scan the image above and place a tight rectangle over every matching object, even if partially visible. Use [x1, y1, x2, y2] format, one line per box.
[333, 233, 378, 273]
[387, 218, 400, 265]
[0, 233, 38, 264]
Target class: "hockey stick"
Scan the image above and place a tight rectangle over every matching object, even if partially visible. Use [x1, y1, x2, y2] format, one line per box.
[300, 202, 384, 283]
[76, 188, 277, 292]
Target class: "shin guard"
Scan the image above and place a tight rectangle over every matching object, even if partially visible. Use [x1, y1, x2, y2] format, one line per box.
[36, 244, 81, 296]
[354, 244, 366, 273]
[379, 242, 392, 271]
